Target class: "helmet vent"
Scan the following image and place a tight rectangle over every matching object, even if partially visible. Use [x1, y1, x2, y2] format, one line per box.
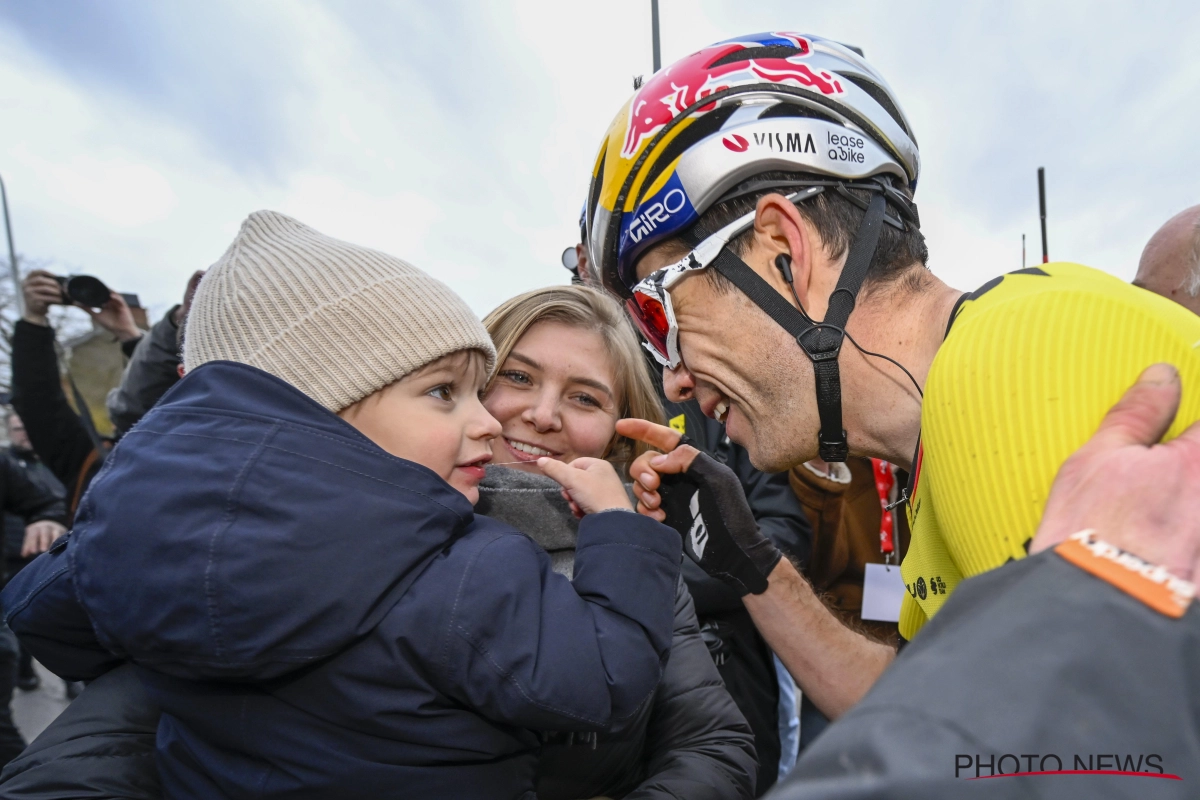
[709, 45, 804, 68]
[757, 102, 840, 124]
[840, 74, 915, 144]
[637, 105, 738, 202]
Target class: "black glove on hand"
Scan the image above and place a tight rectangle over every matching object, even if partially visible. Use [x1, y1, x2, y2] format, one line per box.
[657, 452, 782, 595]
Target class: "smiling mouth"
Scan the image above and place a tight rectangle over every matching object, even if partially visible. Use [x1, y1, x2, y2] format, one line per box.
[504, 437, 557, 461]
[713, 400, 730, 424]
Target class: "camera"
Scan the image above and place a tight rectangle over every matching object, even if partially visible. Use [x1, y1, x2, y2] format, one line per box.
[53, 275, 113, 309]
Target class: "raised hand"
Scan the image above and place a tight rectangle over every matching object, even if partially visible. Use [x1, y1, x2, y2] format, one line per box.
[616, 417, 780, 595]
[21, 270, 64, 326]
[537, 456, 633, 516]
[616, 418, 698, 521]
[1031, 362, 1200, 583]
[82, 292, 142, 343]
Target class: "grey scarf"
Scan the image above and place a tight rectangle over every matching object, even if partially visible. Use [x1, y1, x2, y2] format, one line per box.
[475, 466, 580, 577]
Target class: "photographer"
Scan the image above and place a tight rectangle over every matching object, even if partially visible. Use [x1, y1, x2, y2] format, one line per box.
[106, 270, 203, 438]
[10, 270, 140, 514]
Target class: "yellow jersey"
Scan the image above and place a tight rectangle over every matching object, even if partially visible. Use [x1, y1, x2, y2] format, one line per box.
[899, 263, 1200, 639]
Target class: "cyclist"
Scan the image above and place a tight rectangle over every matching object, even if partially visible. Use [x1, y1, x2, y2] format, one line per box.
[583, 31, 1200, 718]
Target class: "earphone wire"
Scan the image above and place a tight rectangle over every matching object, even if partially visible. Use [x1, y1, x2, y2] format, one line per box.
[782, 273, 923, 399]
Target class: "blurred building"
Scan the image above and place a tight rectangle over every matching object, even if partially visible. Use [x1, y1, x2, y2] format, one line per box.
[61, 295, 147, 437]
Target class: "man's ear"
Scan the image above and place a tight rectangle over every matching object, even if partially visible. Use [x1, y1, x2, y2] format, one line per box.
[750, 194, 831, 320]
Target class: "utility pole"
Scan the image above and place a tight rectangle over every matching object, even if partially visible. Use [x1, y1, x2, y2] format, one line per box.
[1037, 167, 1048, 264]
[651, 0, 661, 72]
[1022, 233, 1026, 269]
[0, 173, 21, 316]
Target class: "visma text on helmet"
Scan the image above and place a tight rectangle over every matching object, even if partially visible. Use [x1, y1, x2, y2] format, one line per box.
[750, 131, 817, 154]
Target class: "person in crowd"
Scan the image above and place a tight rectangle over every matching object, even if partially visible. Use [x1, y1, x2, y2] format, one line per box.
[106, 270, 205, 438]
[0, 283, 757, 800]
[584, 31, 1200, 723]
[787, 457, 908, 646]
[785, 455, 909, 748]
[576, 242, 813, 788]
[0, 442, 68, 767]
[481, 285, 756, 798]
[11, 271, 142, 514]
[1134, 204, 1200, 316]
[1, 411, 67, 694]
[2, 211, 683, 800]
[14, 267, 206, 513]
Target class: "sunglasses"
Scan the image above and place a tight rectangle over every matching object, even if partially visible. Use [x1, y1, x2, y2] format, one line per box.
[626, 186, 822, 369]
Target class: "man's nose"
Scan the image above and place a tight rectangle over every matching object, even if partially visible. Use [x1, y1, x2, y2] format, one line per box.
[662, 363, 696, 403]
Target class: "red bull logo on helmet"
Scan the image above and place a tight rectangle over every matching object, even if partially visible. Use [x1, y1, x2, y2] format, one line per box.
[621, 32, 844, 159]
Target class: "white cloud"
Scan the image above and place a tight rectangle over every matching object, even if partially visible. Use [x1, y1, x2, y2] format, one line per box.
[12, 146, 178, 228]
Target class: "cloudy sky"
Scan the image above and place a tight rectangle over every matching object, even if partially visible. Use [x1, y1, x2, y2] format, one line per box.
[1, 1, 1198, 322]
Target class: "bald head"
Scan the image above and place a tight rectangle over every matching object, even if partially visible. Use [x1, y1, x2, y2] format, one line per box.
[1134, 205, 1200, 315]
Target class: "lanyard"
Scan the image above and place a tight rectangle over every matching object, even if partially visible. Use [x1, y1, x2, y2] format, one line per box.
[871, 458, 896, 562]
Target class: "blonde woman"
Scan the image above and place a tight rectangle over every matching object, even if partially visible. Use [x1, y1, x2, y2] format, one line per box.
[477, 285, 757, 799]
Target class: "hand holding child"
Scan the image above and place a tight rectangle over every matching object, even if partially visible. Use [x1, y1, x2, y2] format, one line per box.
[537, 457, 632, 517]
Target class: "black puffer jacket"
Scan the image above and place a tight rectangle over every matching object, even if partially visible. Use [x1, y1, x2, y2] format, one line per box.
[655, 391, 813, 794]
[0, 467, 756, 800]
[479, 468, 757, 799]
[3, 448, 67, 577]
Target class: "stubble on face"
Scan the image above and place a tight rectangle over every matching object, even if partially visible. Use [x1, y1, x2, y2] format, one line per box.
[671, 274, 821, 472]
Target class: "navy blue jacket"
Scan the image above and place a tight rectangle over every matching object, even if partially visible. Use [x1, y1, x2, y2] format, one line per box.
[2, 362, 682, 800]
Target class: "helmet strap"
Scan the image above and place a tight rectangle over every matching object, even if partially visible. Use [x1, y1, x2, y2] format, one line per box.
[710, 191, 888, 462]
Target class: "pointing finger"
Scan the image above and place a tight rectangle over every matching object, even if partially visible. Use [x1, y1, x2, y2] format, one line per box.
[536, 456, 576, 487]
[616, 418, 682, 451]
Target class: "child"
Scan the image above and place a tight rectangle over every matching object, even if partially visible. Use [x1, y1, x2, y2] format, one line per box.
[2, 212, 682, 800]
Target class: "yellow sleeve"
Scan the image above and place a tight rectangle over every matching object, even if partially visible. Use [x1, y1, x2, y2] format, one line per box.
[899, 264, 1200, 639]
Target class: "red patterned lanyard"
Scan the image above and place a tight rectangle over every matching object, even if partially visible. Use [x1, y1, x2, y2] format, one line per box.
[871, 458, 896, 561]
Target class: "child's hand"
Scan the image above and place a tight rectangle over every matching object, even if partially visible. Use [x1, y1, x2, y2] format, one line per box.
[537, 457, 633, 517]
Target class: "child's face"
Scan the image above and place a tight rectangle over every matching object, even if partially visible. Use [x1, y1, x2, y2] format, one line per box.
[338, 350, 501, 504]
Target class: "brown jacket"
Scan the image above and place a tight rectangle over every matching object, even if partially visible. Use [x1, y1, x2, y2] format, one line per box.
[789, 458, 910, 644]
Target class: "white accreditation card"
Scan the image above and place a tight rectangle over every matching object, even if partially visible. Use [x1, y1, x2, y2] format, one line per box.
[861, 563, 905, 622]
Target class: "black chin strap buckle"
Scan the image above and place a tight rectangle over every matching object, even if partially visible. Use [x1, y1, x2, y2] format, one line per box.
[818, 430, 849, 462]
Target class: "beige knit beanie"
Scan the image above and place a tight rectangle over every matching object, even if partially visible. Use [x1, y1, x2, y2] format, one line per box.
[183, 210, 495, 412]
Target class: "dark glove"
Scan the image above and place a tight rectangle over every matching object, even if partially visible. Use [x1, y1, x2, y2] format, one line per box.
[658, 451, 782, 595]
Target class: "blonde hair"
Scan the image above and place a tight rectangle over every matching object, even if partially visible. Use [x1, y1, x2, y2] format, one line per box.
[483, 285, 665, 474]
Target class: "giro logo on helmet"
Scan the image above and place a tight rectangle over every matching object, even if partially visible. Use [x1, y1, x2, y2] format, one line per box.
[623, 187, 688, 245]
[722, 134, 749, 152]
[620, 32, 845, 159]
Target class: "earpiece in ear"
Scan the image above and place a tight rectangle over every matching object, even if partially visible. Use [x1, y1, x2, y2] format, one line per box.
[774, 253, 794, 285]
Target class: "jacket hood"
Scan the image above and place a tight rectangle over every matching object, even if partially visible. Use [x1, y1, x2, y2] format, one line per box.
[73, 361, 476, 680]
